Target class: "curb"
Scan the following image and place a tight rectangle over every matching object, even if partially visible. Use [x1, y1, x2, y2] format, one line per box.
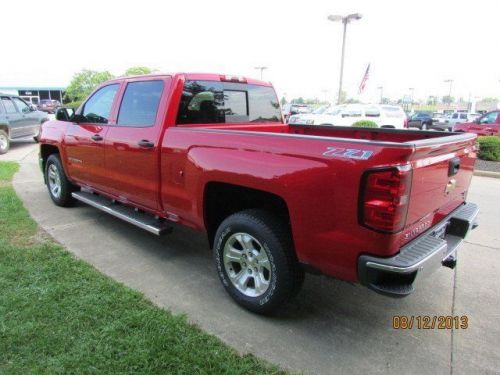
[473, 170, 500, 179]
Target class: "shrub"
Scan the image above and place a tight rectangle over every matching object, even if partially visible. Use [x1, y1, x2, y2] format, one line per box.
[352, 120, 378, 128]
[477, 136, 500, 161]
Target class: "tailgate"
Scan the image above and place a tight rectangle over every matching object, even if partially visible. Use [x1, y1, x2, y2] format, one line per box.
[403, 134, 477, 240]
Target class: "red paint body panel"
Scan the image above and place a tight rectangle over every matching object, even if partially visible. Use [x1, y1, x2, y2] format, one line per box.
[39, 73, 478, 283]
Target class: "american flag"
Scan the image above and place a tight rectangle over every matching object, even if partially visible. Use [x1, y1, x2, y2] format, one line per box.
[358, 64, 370, 94]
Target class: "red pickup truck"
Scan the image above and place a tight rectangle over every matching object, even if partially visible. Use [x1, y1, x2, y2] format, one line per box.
[39, 73, 479, 313]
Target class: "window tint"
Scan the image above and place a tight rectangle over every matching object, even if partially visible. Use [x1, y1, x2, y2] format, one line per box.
[82, 84, 119, 124]
[177, 81, 224, 124]
[176, 80, 281, 124]
[1, 97, 18, 113]
[117, 81, 164, 127]
[247, 85, 281, 122]
[460, 113, 467, 119]
[12, 97, 30, 113]
[224, 90, 248, 122]
[452, 113, 458, 119]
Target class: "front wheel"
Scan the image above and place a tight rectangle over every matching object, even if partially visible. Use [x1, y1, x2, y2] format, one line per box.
[45, 154, 78, 207]
[214, 209, 304, 314]
[421, 122, 428, 130]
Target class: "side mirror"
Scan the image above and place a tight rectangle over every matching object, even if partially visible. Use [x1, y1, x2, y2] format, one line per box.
[56, 107, 75, 122]
[29, 104, 38, 111]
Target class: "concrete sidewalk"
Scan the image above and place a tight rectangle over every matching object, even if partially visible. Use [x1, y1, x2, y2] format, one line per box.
[5, 144, 500, 375]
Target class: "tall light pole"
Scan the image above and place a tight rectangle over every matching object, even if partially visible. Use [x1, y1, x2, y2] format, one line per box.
[377, 86, 383, 103]
[254, 66, 268, 80]
[327, 13, 363, 104]
[444, 79, 453, 108]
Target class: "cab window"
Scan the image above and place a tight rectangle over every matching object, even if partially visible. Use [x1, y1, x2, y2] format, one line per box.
[176, 80, 281, 124]
[1, 97, 18, 113]
[12, 97, 30, 113]
[82, 84, 119, 124]
[480, 112, 498, 124]
[117, 81, 164, 127]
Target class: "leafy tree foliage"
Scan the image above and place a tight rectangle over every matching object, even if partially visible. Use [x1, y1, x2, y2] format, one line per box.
[65, 69, 114, 102]
[124, 66, 155, 76]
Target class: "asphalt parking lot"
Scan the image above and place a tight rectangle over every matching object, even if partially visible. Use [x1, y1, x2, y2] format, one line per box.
[3, 142, 499, 375]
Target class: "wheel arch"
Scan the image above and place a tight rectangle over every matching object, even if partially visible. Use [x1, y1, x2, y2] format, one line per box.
[203, 181, 291, 249]
[40, 144, 61, 181]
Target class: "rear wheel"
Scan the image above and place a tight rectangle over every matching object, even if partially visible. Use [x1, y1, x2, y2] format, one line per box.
[0, 130, 9, 154]
[45, 154, 78, 207]
[421, 122, 428, 130]
[214, 209, 304, 314]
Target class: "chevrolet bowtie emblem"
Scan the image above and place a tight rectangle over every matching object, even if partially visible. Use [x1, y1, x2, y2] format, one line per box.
[445, 178, 457, 194]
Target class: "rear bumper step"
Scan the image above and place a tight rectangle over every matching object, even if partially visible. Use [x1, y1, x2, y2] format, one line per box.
[358, 202, 479, 297]
[72, 191, 172, 236]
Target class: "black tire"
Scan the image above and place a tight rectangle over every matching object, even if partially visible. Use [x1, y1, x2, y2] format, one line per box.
[421, 122, 427, 130]
[0, 130, 10, 155]
[214, 209, 304, 314]
[45, 154, 78, 207]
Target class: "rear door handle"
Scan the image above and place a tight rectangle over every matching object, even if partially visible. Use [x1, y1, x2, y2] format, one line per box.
[138, 139, 154, 148]
[91, 134, 103, 141]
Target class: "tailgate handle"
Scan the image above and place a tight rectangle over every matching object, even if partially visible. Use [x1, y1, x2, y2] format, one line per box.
[448, 157, 460, 176]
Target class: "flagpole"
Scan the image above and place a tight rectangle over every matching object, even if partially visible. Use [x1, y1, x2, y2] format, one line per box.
[337, 20, 348, 105]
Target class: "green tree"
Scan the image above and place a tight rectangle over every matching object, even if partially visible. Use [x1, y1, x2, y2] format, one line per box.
[280, 96, 287, 106]
[65, 69, 114, 103]
[124, 66, 155, 76]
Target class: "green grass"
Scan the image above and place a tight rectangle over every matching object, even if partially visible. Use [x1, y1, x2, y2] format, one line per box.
[0, 161, 286, 375]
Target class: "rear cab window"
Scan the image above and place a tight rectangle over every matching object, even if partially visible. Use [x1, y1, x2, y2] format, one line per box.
[176, 80, 281, 125]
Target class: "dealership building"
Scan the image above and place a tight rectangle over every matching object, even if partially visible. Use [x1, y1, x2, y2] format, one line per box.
[0, 86, 65, 106]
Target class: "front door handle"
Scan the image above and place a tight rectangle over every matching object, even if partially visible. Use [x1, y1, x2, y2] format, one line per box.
[138, 139, 154, 148]
[91, 134, 103, 141]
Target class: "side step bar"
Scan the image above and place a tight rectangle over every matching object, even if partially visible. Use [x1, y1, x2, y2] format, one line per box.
[72, 191, 172, 236]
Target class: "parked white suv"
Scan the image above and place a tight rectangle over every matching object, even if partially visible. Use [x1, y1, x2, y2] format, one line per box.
[289, 104, 407, 129]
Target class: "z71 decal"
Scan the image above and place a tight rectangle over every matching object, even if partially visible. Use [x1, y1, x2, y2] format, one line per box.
[322, 147, 373, 160]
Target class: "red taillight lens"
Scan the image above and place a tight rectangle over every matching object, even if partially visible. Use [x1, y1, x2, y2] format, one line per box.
[360, 166, 412, 233]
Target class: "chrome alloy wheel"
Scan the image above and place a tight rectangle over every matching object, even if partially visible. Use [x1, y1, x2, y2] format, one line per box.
[223, 232, 272, 297]
[47, 164, 62, 199]
[0, 134, 7, 151]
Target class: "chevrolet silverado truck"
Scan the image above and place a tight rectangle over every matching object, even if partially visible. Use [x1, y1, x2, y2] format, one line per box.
[38, 73, 479, 314]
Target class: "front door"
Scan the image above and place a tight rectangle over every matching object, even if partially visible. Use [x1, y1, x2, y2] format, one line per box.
[104, 78, 168, 211]
[64, 83, 120, 191]
[11, 97, 39, 136]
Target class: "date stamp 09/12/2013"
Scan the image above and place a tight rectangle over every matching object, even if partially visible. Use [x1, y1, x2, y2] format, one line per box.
[392, 315, 469, 330]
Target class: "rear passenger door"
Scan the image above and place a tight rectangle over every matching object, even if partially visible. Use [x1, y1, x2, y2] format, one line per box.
[0, 97, 23, 138]
[104, 77, 169, 211]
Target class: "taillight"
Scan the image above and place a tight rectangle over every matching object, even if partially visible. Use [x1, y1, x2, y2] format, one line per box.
[360, 165, 412, 233]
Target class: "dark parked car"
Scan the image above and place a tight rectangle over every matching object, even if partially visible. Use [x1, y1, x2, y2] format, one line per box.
[408, 111, 433, 130]
[0, 94, 48, 154]
[37, 99, 61, 114]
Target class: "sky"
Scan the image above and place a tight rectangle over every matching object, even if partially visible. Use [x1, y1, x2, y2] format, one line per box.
[1, 0, 499, 103]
